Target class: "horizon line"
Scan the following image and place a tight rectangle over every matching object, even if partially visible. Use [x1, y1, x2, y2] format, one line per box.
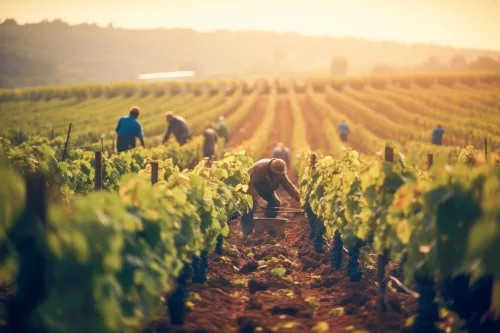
[2, 17, 500, 53]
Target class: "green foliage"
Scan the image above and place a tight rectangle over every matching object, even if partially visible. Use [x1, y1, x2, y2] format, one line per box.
[301, 146, 500, 314]
[0, 135, 203, 201]
[0, 149, 253, 333]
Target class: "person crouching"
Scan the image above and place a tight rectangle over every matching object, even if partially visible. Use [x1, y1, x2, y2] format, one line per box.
[241, 158, 300, 236]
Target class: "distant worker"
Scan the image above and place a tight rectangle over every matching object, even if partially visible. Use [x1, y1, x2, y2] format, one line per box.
[203, 126, 218, 158]
[162, 112, 192, 146]
[241, 158, 301, 236]
[215, 116, 229, 143]
[338, 120, 350, 142]
[115, 106, 145, 153]
[432, 124, 444, 146]
[271, 142, 291, 167]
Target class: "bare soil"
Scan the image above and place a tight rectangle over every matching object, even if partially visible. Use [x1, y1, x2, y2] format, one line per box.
[144, 192, 417, 333]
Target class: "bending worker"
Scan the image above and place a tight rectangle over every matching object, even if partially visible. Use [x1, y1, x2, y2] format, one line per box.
[162, 112, 192, 146]
[203, 126, 218, 158]
[338, 120, 350, 142]
[241, 158, 301, 236]
[215, 116, 229, 143]
[115, 106, 145, 153]
[271, 142, 291, 167]
[432, 124, 444, 146]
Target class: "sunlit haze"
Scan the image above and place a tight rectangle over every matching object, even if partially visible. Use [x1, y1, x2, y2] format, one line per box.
[1, 0, 500, 50]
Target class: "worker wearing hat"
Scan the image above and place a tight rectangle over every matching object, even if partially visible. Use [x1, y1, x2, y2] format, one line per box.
[202, 124, 218, 158]
[271, 142, 291, 167]
[241, 158, 301, 236]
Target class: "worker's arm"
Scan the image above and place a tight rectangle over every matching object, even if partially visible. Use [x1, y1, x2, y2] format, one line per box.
[279, 174, 300, 202]
[115, 118, 122, 135]
[162, 125, 172, 144]
[135, 123, 145, 148]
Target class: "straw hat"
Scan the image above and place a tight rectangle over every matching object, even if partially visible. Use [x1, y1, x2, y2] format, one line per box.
[269, 159, 286, 175]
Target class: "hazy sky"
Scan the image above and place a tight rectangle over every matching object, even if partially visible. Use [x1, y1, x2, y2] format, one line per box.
[1, 0, 499, 50]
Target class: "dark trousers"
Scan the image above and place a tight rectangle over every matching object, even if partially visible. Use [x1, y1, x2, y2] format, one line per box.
[117, 137, 135, 153]
[203, 147, 215, 158]
[241, 191, 281, 236]
[340, 132, 348, 142]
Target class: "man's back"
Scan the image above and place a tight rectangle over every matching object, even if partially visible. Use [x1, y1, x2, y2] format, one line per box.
[116, 116, 141, 137]
[216, 120, 228, 136]
[248, 158, 299, 201]
[165, 116, 191, 143]
[116, 115, 143, 152]
[174, 116, 190, 134]
[432, 127, 444, 144]
[339, 122, 349, 134]
[203, 128, 218, 145]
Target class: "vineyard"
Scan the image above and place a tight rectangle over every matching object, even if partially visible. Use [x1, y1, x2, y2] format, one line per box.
[1, 71, 500, 333]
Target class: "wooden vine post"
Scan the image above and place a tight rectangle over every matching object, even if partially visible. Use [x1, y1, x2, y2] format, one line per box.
[484, 138, 488, 160]
[26, 174, 48, 227]
[8, 174, 49, 333]
[378, 146, 393, 313]
[427, 153, 433, 170]
[61, 123, 72, 161]
[310, 152, 317, 171]
[151, 161, 159, 185]
[94, 151, 102, 190]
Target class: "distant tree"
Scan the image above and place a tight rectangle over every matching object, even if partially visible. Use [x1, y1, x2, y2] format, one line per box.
[449, 54, 468, 72]
[51, 19, 68, 26]
[468, 56, 500, 71]
[422, 56, 444, 72]
[330, 56, 348, 75]
[1, 19, 17, 26]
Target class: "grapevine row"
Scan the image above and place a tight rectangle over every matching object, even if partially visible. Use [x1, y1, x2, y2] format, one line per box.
[0, 149, 253, 333]
[299, 146, 500, 332]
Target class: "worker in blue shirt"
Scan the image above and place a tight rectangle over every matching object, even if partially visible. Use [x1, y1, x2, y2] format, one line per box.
[115, 106, 145, 153]
[338, 120, 350, 142]
[432, 124, 444, 145]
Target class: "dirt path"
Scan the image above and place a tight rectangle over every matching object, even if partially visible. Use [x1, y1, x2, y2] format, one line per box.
[144, 192, 416, 333]
[297, 94, 331, 154]
[229, 96, 269, 147]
